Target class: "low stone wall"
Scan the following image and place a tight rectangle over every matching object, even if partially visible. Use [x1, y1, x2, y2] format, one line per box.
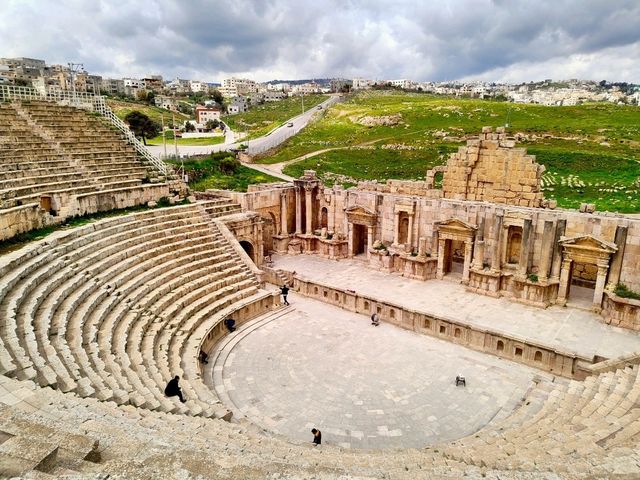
[198, 291, 280, 374]
[292, 276, 593, 378]
[0, 204, 51, 241]
[0, 184, 171, 242]
[602, 291, 640, 331]
[577, 350, 640, 377]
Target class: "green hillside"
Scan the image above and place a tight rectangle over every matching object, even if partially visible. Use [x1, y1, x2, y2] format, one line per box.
[259, 91, 640, 213]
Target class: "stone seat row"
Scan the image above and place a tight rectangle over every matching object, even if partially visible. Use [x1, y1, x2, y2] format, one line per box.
[0, 201, 262, 419]
[1, 351, 638, 478]
[444, 364, 640, 470]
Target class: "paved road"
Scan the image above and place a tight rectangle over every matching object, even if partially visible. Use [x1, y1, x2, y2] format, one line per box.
[147, 95, 342, 159]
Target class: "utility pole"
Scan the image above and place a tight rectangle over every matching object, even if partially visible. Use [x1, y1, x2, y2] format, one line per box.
[67, 62, 84, 105]
[301, 91, 305, 115]
[161, 115, 167, 160]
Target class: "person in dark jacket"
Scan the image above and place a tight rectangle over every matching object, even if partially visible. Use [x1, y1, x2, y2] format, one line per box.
[280, 284, 290, 305]
[311, 428, 322, 445]
[164, 375, 186, 403]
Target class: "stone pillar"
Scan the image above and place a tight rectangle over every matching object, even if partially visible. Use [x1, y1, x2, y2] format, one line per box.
[490, 214, 503, 271]
[538, 220, 555, 281]
[367, 226, 374, 259]
[472, 240, 485, 269]
[407, 214, 414, 247]
[347, 223, 353, 257]
[418, 237, 427, 256]
[593, 261, 610, 311]
[304, 186, 313, 234]
[606, 225, 628, 289]
[393, 212, 400, 244]
[556, 258, 572, 306]
[436, 239, 446, 279]
[280, 192, 288, 235]
[518, 219, 533, 276]
[295, 187, 302, 234]
[550, 219, 566, 281]
[462, 240, 473, 283]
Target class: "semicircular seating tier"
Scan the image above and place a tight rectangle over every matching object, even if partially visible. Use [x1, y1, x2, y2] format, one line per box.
[0, 200, 273, 420]
[0, 358, 639, 477]
[0, 101, 171, 240]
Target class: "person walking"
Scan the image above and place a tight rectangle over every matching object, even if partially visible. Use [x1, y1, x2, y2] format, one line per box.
[164, 375, 186, 403]
[311, 428, 322, 445]
[280, 284, 290, 306]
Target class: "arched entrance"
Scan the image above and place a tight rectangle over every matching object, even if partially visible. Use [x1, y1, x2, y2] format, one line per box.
[239, 240, 256, 263]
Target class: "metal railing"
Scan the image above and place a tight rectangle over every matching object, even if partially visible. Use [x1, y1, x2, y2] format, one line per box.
[0, 85, 167, 175]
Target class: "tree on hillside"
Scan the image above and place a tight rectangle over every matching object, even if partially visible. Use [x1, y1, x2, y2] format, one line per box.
[124, 111, 160, 145]
[205, 119, 220, 131]
[184, 121, 196, 132]
[211, 89, 224, 106]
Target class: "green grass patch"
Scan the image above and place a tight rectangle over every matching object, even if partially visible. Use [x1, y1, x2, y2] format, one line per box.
[222, 94, 329, 139]
[107, 99, 191, 125]
[614, 283, 640, 300]
[283, 145, 457, 187]
[147, 133, 225, 146]
[0, 198, 190, 255]
[167, 153, 282, 192]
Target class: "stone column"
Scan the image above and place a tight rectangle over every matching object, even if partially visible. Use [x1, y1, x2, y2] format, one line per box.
[490, 213, 503, 271]
[436, 239, 446, 279]
[295, 187, 302, 234]
[393, 212, 400, 244]
[407, 214, 414, 247]
[538, 220, 555, 281]
[280, 192, 288, 235]
[593, 261, 610, 311]
[606, 225, 627, 289]
[462, 240, 473, 283]
[556, 258, 572, 305]
[472, 240, 485, 269]
[550, 219, 566, 281]
[518, 219, 533, 276]
[367, 226, 374, 259]
[347, 223, 353, 257]
[304, 186, 313, 234]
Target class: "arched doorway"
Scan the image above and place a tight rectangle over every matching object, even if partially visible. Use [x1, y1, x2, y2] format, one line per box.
[398, 212, 410, 245]
[239, 240, 255, 263]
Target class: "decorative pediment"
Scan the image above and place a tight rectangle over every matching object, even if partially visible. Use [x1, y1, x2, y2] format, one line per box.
[394, 202, 415, 214]
[560, 235, 618, 254]
[436, 218, 477, 241]
[345, 205, 377, 226]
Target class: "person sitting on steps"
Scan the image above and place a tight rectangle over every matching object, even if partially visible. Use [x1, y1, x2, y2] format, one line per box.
[164, 375, 186, 403]
[371, 312, 380, 326]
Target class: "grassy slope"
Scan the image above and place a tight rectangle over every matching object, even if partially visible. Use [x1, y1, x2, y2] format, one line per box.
[273, 91, 640, 212]
[107, 99, 191, 124]
[222, 94, 328, 139]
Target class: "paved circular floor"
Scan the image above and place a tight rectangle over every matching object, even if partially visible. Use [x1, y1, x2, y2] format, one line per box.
[211, 293, 548, 449]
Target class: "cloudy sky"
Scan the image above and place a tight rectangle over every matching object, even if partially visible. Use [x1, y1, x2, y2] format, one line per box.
[1, 0, 639, 83]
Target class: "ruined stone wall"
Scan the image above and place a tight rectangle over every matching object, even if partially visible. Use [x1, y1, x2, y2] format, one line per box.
[440, 126, 545, 207]
[324, 191, 640, 292]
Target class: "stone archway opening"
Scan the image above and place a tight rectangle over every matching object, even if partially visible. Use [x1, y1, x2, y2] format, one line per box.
[352, 224, 367, 256]
[239, 240, 256, 263]
[568, 261, 597, 308]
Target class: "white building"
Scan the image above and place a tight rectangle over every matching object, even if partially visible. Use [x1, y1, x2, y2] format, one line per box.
[190, 81, 207, 93]
[352, 78, 375, 90]
[220, 77, 259, 97]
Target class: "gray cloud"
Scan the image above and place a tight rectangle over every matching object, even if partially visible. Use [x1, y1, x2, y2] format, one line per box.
[1, 0, 639, 82]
